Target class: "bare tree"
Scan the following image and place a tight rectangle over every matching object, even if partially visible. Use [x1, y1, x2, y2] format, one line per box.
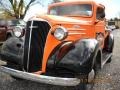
[0, 0, 42, 19]
[51, 0, 62, 3]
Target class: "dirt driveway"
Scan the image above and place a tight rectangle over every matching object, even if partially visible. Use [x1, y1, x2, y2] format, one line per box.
[0, 30, 120, 90]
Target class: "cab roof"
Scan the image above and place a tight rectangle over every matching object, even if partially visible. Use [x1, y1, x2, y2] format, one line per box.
[49, 0, 104, 9]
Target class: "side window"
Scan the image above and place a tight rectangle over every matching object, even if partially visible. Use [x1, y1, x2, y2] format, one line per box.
[96, 7, 105, 20]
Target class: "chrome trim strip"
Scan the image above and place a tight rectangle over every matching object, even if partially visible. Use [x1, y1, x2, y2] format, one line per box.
[68, 28, 86, 31]
[60, 42, 72, 48]
[58, 42, 73, 51]
[101, 53, 112, 68]
[28, 17, 51, 29]
[0, 66, 80, 86]
[69, 33, 86, 35]
[27, 20, 34, 71]
[29, 26, 38, 29]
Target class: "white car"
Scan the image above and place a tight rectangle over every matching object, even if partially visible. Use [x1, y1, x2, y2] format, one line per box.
[108, 25, 116, 30]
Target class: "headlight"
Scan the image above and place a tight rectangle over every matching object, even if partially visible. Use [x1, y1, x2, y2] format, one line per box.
[54, 26, 68, 40]
[13, 26, 23, 38]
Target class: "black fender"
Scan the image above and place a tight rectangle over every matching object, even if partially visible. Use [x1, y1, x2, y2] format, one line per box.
[0, 37, 24, 65]
[104, 33, 114, 52]
[47, 39, 100, 75]
[108, 33, 114, 52]
[6, 28, 15, 39]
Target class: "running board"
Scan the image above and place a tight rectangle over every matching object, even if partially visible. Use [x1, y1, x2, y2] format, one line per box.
[101, 52, 112, 68]
[0, 66, 80, 86]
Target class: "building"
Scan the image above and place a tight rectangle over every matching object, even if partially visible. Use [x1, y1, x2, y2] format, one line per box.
[107, 20, 120, 29]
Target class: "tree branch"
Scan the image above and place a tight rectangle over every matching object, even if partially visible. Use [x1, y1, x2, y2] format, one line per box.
[23, 0, 36, 17]
[0, 0, 43, 19]
[0, 1, 12, 14]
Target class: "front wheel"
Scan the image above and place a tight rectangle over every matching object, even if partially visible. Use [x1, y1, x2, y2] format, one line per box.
[76, 69, 96, 90]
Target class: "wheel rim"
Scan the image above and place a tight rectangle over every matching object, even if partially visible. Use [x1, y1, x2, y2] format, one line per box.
[88, 69, 95, 83]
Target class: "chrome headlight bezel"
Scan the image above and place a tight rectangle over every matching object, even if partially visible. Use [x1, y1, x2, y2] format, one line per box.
[53, 26, 68, 40]
[13, 26, 24, 38]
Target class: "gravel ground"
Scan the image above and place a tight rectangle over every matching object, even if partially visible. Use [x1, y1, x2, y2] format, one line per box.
[93, 29, 120, 90]
[0, 29, 120, 90]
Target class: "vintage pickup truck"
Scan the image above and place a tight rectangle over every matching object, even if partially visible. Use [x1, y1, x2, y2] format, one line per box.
[0, 0, 114, 89]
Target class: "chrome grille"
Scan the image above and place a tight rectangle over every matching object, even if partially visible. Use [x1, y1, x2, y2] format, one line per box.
[23, 20, 50, 72]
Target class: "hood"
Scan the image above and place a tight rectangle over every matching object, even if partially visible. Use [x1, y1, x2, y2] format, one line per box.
[31, 15, 93, 25]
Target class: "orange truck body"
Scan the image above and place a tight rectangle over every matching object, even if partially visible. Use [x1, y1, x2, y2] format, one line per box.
[0, 0, 114, 87]
[31, 1, 107, 73]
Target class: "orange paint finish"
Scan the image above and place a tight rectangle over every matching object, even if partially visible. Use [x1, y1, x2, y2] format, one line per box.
[31, 0, 107, 73]
[41, 21, 95, 73]
[42, 26, 61, 72]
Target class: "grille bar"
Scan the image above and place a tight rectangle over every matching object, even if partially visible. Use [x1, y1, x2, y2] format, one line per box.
[23, 20, 50, 72]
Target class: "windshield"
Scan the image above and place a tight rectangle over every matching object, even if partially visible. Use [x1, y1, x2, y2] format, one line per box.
[49, 4, 92, 17]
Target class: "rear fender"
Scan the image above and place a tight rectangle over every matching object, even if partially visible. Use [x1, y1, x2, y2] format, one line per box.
[104, 33, 114, 52]
[108, 33, 114, 52]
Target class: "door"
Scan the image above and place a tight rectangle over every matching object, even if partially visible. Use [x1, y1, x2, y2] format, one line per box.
[95, 6, 106, 48]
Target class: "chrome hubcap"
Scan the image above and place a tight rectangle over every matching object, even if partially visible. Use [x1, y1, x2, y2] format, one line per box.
[88, 69, 95, 83]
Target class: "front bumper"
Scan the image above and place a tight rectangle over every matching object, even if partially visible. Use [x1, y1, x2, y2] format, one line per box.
[0, 66, 80, 86]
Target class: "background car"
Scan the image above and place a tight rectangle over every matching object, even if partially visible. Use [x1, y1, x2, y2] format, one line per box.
[109, 25, 116, 30]
[0, 19, 26, 45]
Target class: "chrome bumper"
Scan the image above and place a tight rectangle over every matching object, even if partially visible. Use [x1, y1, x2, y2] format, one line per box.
[0, 66, 80, 86]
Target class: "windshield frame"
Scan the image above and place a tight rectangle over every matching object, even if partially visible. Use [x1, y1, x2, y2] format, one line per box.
[48, 2, 94, 18]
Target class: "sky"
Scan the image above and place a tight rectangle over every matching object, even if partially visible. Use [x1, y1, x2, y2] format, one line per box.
[24, 0, 52, 21]
[24, 0, 120, 21]
[95, 0, 120, 19]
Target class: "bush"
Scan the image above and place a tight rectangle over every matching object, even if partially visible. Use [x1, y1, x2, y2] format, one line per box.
[115, 25, 119, 29]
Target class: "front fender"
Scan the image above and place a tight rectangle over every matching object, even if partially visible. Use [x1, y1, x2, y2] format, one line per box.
[47, 39, 99, 75]
[0, 37, 24, 65]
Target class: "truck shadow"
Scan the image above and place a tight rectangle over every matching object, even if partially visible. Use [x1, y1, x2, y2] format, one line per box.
[3, 79, 75, 90]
